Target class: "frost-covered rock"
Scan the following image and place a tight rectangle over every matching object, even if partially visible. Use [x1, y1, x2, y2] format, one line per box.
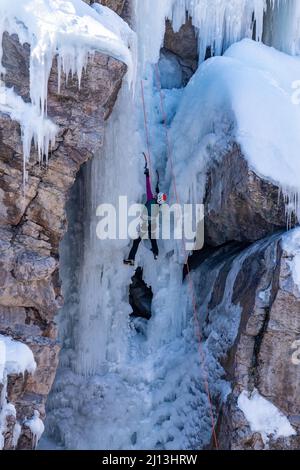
[164, 18, 198, 63]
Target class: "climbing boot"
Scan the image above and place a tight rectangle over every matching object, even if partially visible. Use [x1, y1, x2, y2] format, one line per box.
[124, 259, 135, 267]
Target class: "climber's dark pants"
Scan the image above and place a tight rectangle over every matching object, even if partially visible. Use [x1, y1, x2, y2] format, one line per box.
[129, 225, 159, 260]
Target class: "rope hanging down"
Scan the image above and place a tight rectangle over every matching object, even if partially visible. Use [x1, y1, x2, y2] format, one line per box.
[139, 65, 219, 450]
[140, 79, 154, 182]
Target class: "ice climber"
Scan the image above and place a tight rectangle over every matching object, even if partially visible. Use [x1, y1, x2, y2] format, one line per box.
[124, 154, 167, 267]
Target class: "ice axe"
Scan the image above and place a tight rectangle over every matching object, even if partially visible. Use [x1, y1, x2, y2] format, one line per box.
[142, 152, 148, 170]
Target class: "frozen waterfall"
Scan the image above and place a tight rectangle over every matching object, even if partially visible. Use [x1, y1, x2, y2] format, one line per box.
[42, 0, 300, 450]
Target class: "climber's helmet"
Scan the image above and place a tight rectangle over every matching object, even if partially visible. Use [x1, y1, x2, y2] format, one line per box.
[157, 192, 167, 205]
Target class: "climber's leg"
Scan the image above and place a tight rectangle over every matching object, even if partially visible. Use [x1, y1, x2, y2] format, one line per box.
[124, 237, 141, 266]
[148, 225, 159, 259]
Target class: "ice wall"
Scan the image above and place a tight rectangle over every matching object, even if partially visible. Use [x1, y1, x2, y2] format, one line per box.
[44, 0, 300, 451]
[264, 0, 300, 55]
[135, 0, 263, 69]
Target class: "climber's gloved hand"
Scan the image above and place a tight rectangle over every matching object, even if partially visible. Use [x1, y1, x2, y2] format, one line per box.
[144, 167, 149, 176]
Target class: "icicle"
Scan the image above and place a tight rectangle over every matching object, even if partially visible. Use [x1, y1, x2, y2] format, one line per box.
[0, 0, 135, 188]
[24, 411, 45, 449]
[282, 187, 300, 229]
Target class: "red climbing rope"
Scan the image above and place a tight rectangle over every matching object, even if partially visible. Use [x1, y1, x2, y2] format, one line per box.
[152, 63, 219, 450]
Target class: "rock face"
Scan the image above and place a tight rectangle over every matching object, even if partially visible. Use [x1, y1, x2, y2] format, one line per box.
[0, 30, 126, 448]
[129, 268, 153, 320]
[190, 140, 299, 448]
[192, 142, 299, 449]
[161, 17, 199, 87]
[204, 145, 288, 246]
[84, 0, 126, 15]
[203, 232, 300, 449]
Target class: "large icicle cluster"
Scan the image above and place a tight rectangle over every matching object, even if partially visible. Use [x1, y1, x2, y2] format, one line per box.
[169, 39, 300, 219]
[135, 0, 300, 69]
[0, 0, 135, 181]
[0, 335, 36, 449]
[135, 0, 266, 68]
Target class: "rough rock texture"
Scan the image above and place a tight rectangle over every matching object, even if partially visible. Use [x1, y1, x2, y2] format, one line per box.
[84, 0, 126, 15]
[206, 234, 300, 449]
[162, 17, 199, 86]
[0, 30, 126, 448]
[204, 146, 288, 246]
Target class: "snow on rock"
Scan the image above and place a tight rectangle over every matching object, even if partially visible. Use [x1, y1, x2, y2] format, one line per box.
[0, 335, 36, 377]
[238, 389, 296, 443]
[24, 410, 45, 448]
[0, 400, 16, 450]
[169, 39, 300, 219]
[0, 0, 135, 180]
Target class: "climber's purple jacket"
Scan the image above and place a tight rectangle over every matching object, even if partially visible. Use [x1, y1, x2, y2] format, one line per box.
[146, 173, 154, 201]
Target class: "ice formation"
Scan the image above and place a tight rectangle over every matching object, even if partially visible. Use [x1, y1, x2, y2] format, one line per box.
[0, 336, 36, 449]
[264, 0, 300, 55]
[1, 0, 296, 452]
[282, 227, 300, 290]
[0, 86, 58, 186]
[238, 389, 296, 443]
[134, 0, 300, 69]
[168, 38, 300, 220]
[24, 410, 45, 448]
[0, 0, 135, 183]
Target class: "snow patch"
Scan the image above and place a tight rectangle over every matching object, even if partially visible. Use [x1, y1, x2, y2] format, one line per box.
[238, 389, 296, 443]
